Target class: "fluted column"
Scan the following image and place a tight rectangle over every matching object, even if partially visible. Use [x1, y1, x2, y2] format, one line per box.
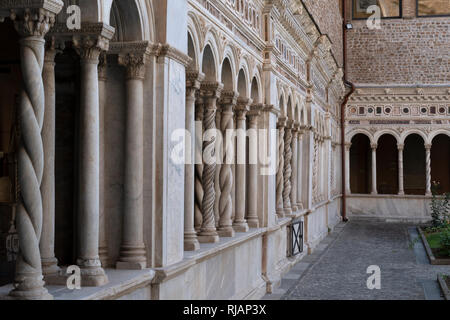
[276, 118, 286, 218]
[345, 142, 351, 194]
[233, 98, 251, 232]
[290, 123, 299, 212]
[398, 144, 405, 195]
[98, 53, 108, 267]
[425, 144, 432, 196]
[218, 91, 238, 237]
[371, 143, 378, 195]
[73, 37, 108, 286]
[40, 40, 60, 277]
[116, 51, 148, 269]
[6, 2, 64, 300]
[246, 105, 261, 228]
[184, 71, 204, 251]
[198, 83, 223, 243]
[312, 133, 319, 203]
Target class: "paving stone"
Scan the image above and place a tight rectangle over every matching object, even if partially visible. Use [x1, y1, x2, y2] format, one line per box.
[281, 220, 448, 300]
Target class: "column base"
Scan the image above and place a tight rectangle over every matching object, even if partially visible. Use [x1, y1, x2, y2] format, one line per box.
[371, 191, 378, 195]
[184, 233, 200, 251]
[41, 257, 60, 277]
[398, 191, 405, 196]
[197, 235, 219, 243]
[217, 226, 235, 237]
[8, 274, 53, 300]
[291, 205, 298, 212]
[77, 258, 109, 287]
[233, 222, 249, 233]
[426, 192, 432, 197]
[116, 245, 147, 270]
[276, 209, 285, 218]
[296, 202, 304, 210]
[99, 247, 109, 268]
[247, 219, 259, 229]
[284, 207, 292, 215]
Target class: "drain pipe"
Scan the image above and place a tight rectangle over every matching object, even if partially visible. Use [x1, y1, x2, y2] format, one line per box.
[341, 0, 355, 222]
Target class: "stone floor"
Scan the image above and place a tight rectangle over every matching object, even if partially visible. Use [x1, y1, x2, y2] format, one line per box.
[263, 220, 450, 300]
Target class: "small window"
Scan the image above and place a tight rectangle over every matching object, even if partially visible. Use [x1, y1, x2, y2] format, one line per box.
[353, 0, 402, 19]
[417, 0, 450, 17]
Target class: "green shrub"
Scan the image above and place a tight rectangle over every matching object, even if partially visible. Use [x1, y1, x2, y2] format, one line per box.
[439, 227, 450, 256]
[430, 181, 450, 228]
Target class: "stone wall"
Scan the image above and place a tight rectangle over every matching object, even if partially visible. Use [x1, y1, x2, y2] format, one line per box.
[346, 17, 450, 85]
[303, 0, 344, 67]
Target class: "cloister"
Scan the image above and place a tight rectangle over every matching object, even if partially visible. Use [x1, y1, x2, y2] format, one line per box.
[0, 0, 448, 300]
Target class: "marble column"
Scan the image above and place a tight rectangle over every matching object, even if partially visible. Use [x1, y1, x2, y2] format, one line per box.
[344, 142, 351, 194]
[312, 134, 319, 203]
[41, 41, 60, 277]
[290, 123, 299, 212]
[246, 106, 261, 228]
[184, 71, 204, 251]
[371, 143, 378, 195]
[194, 96, 204, 232]
[198, 83, 223, 243]
[398, 144, 405, 195]
[233, 98, 251, 232]
[98, 53, 108, 267]
[425, 144, 432, 196]
[74, 37, 108, 286]
[6, 2, 64, 300]
[116, 52, 148, 269]
[217, 91, 238, 237]
[214, 104, 222, 228]
[283, 121, 293, 214]
[276, 118, 286, 218]
[296, 129, 304, 210]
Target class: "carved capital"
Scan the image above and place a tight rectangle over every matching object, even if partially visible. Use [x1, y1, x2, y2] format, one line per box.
[234, 104, 250, 121]
[425, 143, 432, 150]
[186, 71, 205, 92]
[7, 0, 63, 38]
[219, 91, 239, 107]
[118, 52, 147, 80]
[371, 143, 378, 150]
[73, 36, 106, 63]
[44, 35, 64, 63]
[397, 143, 404, 151]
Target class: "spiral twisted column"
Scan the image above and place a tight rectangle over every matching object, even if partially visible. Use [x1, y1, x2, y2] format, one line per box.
[40, 37, 65, 278]
[233, 98, 251, 232]
[276, 118, 286, 218]
[312, 133, 319, 204]
[184, 71, 204, 251]
[116, 50, 149, 269]
[425, 144, 432, 196]
[198, 83, 223, 243]
[214, 103, 222, 229]
[6, 3, 63, 300]
[247, 105, 262, 228]
[290, 123, 299, 212]
[283, 121, 293, 214]
[194, 95, 204, 232]
[217, 91, 238, 237]
[73, 36, 109, 286]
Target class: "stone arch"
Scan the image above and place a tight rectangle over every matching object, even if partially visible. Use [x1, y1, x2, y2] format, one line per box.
[250, 76, 261, 104]
[347, 129, 375, 145]
[221, 57, 235, 92]
[110, 0, 154, 41]
[429, 130, 450, 144]
[403, 134, 426, 195]
[286, 95, 294, 120]
[374, 130, 400, 145]
[400, 130, 428, 145]
[377, 134, 399, 195]
[200, 31, 220, 82]
[279, 94, 286, 117]
[431, 134, 450, 194]
[237, 68, 248, 98]
[220, 47, 237, 91]
[350, 133, 372, 194]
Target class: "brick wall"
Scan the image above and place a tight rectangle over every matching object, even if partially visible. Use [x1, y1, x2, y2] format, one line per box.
[346, 17, 450, 85]
[303, 0, 344, 67]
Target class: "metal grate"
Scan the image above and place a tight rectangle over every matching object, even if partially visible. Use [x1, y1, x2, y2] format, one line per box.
[289, 219, 304, 257]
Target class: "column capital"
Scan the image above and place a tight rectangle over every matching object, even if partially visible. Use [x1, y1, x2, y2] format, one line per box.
[248, 103, 263, 122]
[344, 142, 352, 151]
[277, 116, 287, 128]
[186, 70, 205, 92]
[219, 90, 239, 106]
[371, 143, 378, 150]
[73, 36, 108, 64]
[3, 1, 64, 38]
[44, 36, 64, 63]
[425, 143, 432, 150]
[118, 52, 147, 80]
[397, 143, 405, 151]
[200, 82, 223, 100]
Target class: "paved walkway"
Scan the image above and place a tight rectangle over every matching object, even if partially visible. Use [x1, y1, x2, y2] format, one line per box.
[263, 220, 450, 300]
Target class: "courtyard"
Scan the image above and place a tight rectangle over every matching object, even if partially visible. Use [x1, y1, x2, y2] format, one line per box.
[264, 220, 450, 300]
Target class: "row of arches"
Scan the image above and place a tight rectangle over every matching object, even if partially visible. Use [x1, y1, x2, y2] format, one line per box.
[350, 133, 450, 195]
